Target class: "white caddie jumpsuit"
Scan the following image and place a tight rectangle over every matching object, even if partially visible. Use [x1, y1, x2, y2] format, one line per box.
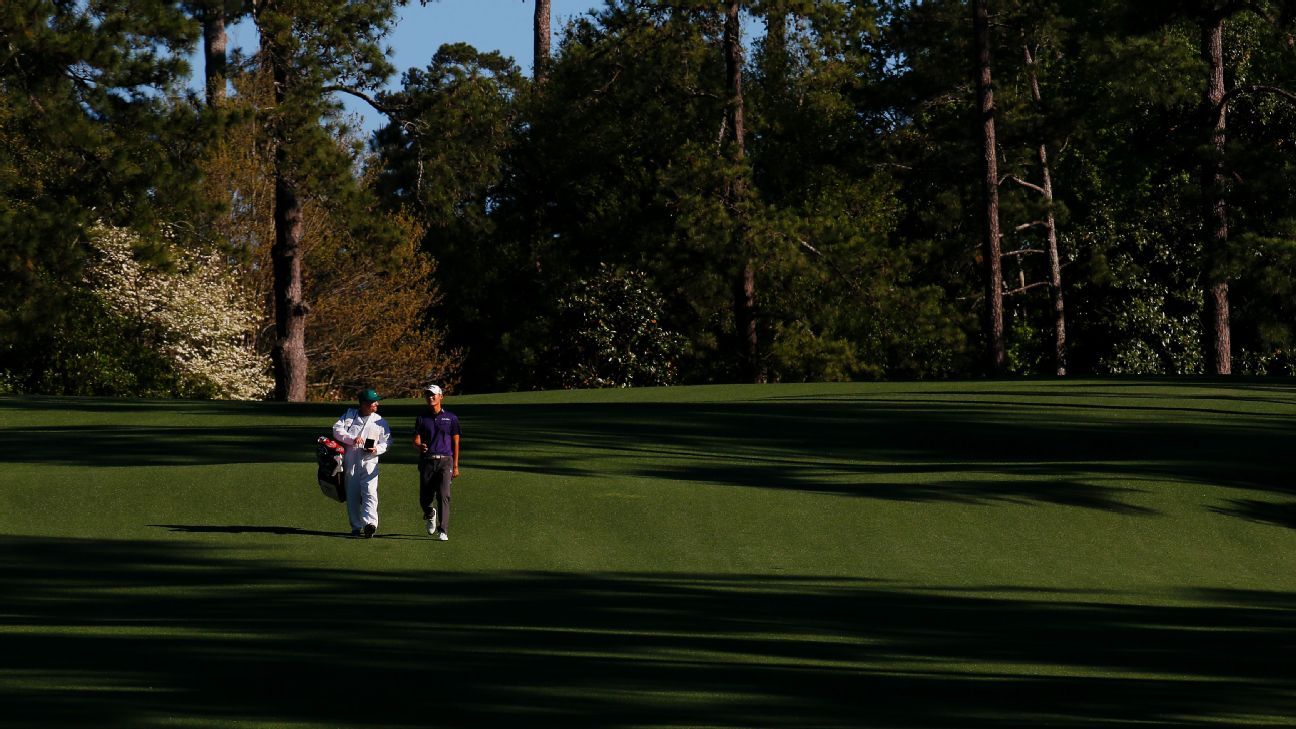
[332, 407, 392, 532]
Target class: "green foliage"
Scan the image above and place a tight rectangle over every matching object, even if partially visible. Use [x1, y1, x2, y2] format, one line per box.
[0, 0, 212, 394]
[1094, 285, 1204, 375]
[9, 0, 1296, 392]
[372, 43, 523, 224]
[746, 6, 970, 381]
[874, 0, 1296, 376]
[25, 303, 192, 398]
[1219, 12, 1296, 372]
[767, 321, 868, 382]
[402, 0, 967, 387]
[369, 43, 527, 392]
[249, 0, 408, 251]
[553, 266, 685, 389]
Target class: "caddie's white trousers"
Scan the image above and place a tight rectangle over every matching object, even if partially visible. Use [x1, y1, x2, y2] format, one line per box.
[344, 454, 380, 531]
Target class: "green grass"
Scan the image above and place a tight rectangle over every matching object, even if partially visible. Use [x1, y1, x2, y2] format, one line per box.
[3, 378, 1296, 727]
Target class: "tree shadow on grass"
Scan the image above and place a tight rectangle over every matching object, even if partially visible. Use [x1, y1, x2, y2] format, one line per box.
[468, 398, 1295, 512]
[10, 422, 425, 468]
[151, 524, 428, 541]
[1211, 499, 1296, 529]
[632, 463, 1159, 514]
[7, 391, 1296, 518]
[151, 524, 353, 539]
[2, 536, 1295, 728]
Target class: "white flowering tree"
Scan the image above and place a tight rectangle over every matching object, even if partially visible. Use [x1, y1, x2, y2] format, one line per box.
[86, 223, 273, 399]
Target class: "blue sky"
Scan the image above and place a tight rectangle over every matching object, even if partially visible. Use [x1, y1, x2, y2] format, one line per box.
[202, 1, 604, 135]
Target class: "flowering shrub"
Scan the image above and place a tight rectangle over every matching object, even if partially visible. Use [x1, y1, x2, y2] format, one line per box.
[86, 223, 273, 399]
[554, 266, 684, 389]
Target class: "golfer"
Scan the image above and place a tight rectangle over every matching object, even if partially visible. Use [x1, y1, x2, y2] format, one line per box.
[332, 388, 392, 538]
[413, 384, 460, 541]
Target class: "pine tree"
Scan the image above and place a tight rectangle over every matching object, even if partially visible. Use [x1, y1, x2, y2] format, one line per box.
[249, 0, 405, 400]
[370, 43, 525, 392]
[973, 0, 1008, 375]
[723, 0, 763, 383]
[0, 0, 209, 392]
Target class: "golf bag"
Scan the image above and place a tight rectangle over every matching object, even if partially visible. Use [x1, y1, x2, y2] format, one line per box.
[315, 436, 346, 502]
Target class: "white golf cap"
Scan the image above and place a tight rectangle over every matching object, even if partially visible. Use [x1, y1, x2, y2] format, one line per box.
[423, 384, 443, 396]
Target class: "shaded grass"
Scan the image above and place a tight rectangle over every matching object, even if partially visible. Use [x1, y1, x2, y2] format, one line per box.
[2, 378, 1296, 726]
[2, 537, 1295, 728]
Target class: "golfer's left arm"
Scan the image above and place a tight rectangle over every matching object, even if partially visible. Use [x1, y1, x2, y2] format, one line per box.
[452, 434, 460, 478]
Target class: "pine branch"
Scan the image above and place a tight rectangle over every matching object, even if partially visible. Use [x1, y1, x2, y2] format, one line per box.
[1001, 174, 1046, 196]
[1218, 84, 1296, 117]
[1004, 280, 1050, 295]
[792, 237, 863, 295]
[321, 84, 405, 119]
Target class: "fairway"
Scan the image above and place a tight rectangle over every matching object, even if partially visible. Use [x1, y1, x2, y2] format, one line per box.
[3, 379, 1295, 727]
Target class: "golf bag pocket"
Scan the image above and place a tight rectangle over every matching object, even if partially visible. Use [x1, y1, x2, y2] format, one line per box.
[315, 436, 346, 502]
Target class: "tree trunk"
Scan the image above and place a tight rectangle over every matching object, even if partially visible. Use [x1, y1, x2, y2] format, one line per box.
[201, 0, 227, 106]
[533, 0, 551, 84]
[974, 0, 1005, 375]
[271, 160, 308, 401]
[1023, 42, 1066, 376]
[266, 26, 309, 401]
[724, 0, 762, 383]
[1039, 143, 1067, 376]
[1202, 16, 1231, 375]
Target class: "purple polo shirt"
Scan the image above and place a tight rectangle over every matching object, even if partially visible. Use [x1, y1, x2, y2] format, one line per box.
[415, 409, 460, 458]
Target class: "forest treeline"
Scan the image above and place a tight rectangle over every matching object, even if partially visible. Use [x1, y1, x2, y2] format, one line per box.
[2, 0, 1294, 399]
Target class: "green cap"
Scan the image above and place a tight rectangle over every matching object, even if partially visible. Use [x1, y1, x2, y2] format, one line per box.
[358, 388, 382, 403]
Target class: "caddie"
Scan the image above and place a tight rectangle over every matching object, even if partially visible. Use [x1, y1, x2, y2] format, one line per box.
[332, 387, 392, 538]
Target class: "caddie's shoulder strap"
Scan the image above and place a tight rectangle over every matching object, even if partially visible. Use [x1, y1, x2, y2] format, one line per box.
[355, 410, 376, 439]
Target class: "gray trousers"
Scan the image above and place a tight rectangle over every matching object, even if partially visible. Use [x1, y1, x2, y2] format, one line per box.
[418, 457, 453, 533]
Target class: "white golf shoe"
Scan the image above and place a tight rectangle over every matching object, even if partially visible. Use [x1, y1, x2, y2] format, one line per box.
[437, 531, 448, 542]
[426, 508, 437, 535]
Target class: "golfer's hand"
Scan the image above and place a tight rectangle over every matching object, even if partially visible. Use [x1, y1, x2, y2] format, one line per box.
[452, 466, 460, 479]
